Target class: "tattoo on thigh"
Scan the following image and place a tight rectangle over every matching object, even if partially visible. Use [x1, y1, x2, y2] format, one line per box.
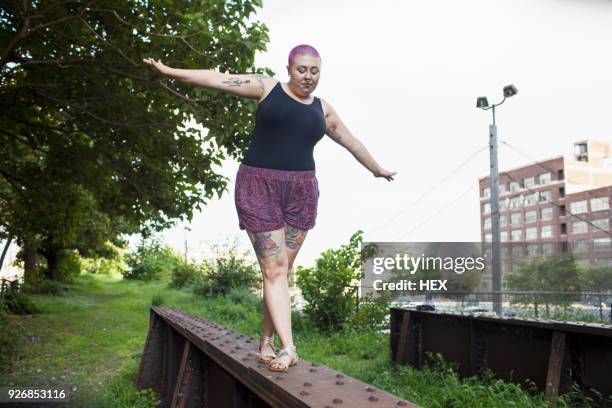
[252, 232, 282, 258]
[285, 225, 306, 250]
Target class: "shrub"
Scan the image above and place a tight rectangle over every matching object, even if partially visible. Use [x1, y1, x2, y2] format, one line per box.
[56, 249, 83, 282]
[351, 291, 393, 332]
[21, 279, 67, 296]
[169, 261, 202, 289]
[224, 287, 261, 310]
[296, 230, 365, 332]
[194, 251, 260, 296]
[123, 238, 183, 282]
[0, 278, 39, 315]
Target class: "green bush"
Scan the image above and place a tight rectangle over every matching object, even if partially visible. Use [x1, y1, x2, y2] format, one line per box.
[0, 278, 39, 315]
[56, 249, 83, 282]
[21, 279, 68, 296]
[351, 291, 393, 332]
[296, 230, 366, 332]
[193, 251, 260, 296]
[123, 238, 183, 282]
[169, 261, 202, 289]
[224, 287, 261, 310]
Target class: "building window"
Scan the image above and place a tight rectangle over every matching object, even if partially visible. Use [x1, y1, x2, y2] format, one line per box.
[483, 203, 491, 214]
[482, 187, 490, 198]
[542, 243, 554, 255]
[500, 215, 508, 226]
[541, 207, 553, 220]
[525, 227, 537, 240]
[510, 196, 522, 209]
[538, 190, 551, 202]
[484, 217, 491, 230]
[559, 187, 565, 198]
[526, 244, 539, 256]
[499, 199, 508, 210]
[523, 177, 535, 189]
[590, 197, 610, 212]
[538, 173, 551, 185]
[499, 184, 506, 194]
[541, 225, 553, 238]
[561, 223, 567, 234]
[573, 240, 589, 254]
[593, 238, 611, 252]
[501, 231, 508, 242]
[511, 229, 522, 241]
[572, 221, 588, 234]
[484, 233, 492, 243]
[558, 169, 564, 181]
[511, 212, 521, 225]
[510, 181, 520, 193]
[570, 200, 588, 214]
[523, 193, 536, 206]
[592, 218, 610, 232]
[525, 210, 537, 223]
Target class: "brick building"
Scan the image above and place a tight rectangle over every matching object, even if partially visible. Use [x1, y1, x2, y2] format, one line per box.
[478, 140, 612, 289]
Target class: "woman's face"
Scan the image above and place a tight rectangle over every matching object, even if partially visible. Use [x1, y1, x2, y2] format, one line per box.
[287, 54, 321, 95]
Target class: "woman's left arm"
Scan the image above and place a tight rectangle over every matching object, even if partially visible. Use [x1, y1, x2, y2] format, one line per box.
[321, 98, 396, 181]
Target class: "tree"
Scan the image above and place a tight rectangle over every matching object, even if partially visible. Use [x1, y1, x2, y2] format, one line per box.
[505, 252, 580, 313]
[1, 1, 271, 280]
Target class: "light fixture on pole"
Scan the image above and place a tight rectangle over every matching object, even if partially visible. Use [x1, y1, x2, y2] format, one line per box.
[476, 84, 518, 316]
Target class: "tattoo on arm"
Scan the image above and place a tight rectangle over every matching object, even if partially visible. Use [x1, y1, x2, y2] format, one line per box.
[285, 224, 307, 250]
[327, 123, 342, 142]
[222, 77, 252, 87]
[251, 232, 282, 259]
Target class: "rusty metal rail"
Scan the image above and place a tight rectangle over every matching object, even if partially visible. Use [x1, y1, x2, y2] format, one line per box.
[135, 306, 419, 407]
[390, 307, 612, 404]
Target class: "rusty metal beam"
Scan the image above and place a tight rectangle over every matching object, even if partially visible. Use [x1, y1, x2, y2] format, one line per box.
[137, 306, 420, 408]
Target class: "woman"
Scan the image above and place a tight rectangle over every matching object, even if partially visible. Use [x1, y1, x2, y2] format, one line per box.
[143, 44, 396, 372]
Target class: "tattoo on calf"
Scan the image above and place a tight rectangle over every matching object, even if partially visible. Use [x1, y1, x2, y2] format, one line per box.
[252, 232, 282, 258]
[285, 225, 306, 249]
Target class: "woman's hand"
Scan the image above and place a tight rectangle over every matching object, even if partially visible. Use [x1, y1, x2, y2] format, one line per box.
[373, 167, 396, 181]
[142, 57, 172, 76]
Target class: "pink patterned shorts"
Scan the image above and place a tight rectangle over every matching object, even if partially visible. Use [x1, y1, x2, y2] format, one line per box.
[234, 164, 320, 233]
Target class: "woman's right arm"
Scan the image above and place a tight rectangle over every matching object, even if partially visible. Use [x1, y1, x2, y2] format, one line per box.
[143, 58, 272, 100]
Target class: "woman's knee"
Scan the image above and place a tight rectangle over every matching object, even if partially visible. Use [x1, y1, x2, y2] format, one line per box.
[261, 260, 289, 281]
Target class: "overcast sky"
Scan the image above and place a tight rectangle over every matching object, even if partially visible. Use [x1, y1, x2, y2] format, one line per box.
[157, 0, 612, 268]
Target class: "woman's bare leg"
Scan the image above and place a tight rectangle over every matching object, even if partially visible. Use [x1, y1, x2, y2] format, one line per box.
[247, 228, 294, 353]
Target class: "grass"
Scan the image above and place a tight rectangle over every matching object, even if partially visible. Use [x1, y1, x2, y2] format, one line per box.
[0, 273, 605, 407]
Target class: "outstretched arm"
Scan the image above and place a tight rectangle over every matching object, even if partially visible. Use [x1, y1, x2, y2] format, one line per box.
[321, 98, 396, 181]
[142, 58, 272, 100]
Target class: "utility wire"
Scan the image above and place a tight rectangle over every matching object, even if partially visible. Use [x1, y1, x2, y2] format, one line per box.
[367, 145, 488, 236]
[393, 183, 478, 241]
[500, 171, 611, 237]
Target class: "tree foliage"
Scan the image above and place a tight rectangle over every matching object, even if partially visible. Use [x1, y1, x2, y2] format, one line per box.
[0, 0, 271, 279]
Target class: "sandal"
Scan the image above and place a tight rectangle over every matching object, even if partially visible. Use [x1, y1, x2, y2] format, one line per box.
[268, 344, 298, 372]
[258, 334, 277, 364]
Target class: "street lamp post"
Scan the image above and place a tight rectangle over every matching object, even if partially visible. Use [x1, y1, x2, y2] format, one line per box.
[476, 84, 518, 316]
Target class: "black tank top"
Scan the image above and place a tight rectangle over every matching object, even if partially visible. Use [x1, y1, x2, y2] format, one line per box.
[241, 81, 326, 171]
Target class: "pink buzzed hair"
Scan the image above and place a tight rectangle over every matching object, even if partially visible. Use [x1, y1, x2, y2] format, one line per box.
[288, 44, 321, 68]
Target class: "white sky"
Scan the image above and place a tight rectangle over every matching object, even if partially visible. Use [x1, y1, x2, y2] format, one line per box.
[158, 0, 612, 268]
